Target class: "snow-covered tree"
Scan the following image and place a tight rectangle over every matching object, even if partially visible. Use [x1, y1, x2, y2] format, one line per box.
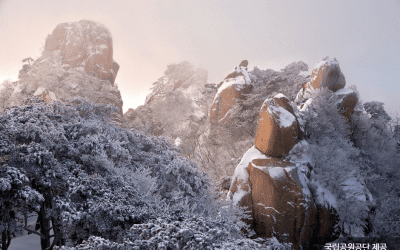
[151, 90, 195, 138]
[0, 96, 255, 249]
[0, 80, 14, 111]
[350, 102, 400, 237]
[0, 166, 43, 250]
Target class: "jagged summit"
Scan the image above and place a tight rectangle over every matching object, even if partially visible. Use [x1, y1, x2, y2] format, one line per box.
[209, 60, 253, 126]
[9, 20, 124, 124]
[44, 19, 119, 84]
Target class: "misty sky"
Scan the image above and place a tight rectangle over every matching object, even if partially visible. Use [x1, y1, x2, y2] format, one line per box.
[0, 0, 399, 117]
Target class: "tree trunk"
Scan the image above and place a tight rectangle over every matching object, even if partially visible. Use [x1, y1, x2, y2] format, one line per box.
[38, 204, 51, 250]
[1, 231, 11, 250]
[51, 216, 65, 248]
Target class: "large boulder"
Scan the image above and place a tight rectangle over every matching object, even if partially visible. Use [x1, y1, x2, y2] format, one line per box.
[254, 94, 299, 157]
[335, 88, 359, 120]
[10, 20, 124, 125]
[44, 20, 118, 84]
[209, 61, 252, 126]
[310, 58, 346, 92]
[295, 58, 359, 121]
[309, 181, 341, 246]
[228, 146, 317, 250]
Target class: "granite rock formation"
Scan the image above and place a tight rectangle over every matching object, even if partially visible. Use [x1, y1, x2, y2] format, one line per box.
[228, 93, 317, 250]
[228, 145, 317, 250]
[295, 57, 358, 121]
[254, 94, 300, 157]
[10, 20, 123, 124]
[209, 61, 253, 126]
[44, 19, 118, 84]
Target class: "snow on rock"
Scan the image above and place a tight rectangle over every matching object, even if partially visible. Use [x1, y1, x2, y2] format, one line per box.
[214, 75, 248, 102]
[228, 146, 267, 192]
[9, 20, 125, 125]
[44, 19, 119, 84]
[311, 180, 338, 209]
[294, 82, 315, 104]
[340, 172, 374, 203]
[33, 87, 57, 103]
[310, 57, 346, 92]
[268, 166, 287, 180]
[244, 156, 317, 250]
[227, 146, 268, 234]
[228, 140, 317, 249]
[33, 86, 46, 96]
[274, 93, 287, 99]
[287, 140, 313, 165]
[295, 58, 358, 121]
[231, 183, 248, 205]
[299, 98, 313, 112]
[335, 87, 359, 120]
[174, 137, 182, 147]
[209, 61, 252, 126]
[295, 57, 347, 110]
[269, 105, 296, 128]
[255, 94, 299, 157]
[334, 87, 355, 96]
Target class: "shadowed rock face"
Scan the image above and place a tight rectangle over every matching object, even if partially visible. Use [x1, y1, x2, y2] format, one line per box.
[228, 146, 317, 250]
[296, 58, 358, 121]
[310, 58, 346, 92]
[311, 205, 340, 245]
[248, 159, 317, 250]
[335, 89, 358, 120]
[45, 19, 118, 84]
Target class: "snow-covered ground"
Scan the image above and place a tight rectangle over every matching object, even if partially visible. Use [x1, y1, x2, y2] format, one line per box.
[9, 234, 41, 250]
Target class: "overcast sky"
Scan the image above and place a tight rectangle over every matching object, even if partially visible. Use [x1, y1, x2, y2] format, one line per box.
[0, 0, 399, 117]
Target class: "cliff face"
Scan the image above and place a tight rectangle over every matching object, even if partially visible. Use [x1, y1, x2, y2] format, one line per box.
[44, 19, 119, 84]
[10, 20, 123, 124]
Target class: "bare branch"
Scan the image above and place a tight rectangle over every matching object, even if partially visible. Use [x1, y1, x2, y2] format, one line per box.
[19, 226, 46, 239]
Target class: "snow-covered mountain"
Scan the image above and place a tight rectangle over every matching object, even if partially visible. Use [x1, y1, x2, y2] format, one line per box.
[123, 56, 399, 249]
[6, 20, 123, 125]
[1, 20, 399, 250]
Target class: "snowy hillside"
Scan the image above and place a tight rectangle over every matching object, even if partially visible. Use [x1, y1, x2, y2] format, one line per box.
[1, 19, 399, 250]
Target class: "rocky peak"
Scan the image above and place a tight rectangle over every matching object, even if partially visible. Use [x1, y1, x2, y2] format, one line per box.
[10, 20, 123, 125]
[209, 60, 253, 126]
[44, 19, 119, 84]
[295, 57, 358, 121]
